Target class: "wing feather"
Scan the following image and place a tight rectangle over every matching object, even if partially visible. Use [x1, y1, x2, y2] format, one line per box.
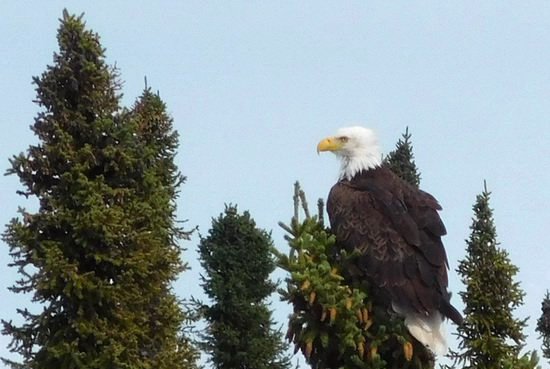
[327, 166, 459, 323]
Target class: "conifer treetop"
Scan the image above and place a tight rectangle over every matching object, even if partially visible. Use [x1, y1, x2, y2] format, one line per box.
[198, 205, 291, 369]
[450, 182, 531, 369]
[3, 11, 197, 369]
[384, 127, 421, 188]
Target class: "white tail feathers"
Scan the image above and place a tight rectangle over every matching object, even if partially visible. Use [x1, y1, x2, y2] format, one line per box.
[392, 303, 448, 356]
[404, 312, 447, 355]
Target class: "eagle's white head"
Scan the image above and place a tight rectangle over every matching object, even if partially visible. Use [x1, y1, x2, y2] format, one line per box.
[317, 126, 382, 180]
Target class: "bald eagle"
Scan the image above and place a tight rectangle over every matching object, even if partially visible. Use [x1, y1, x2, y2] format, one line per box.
[317, 126, 462, 355]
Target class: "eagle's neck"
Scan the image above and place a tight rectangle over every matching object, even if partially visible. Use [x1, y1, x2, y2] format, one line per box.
[339, 153, 382, 181]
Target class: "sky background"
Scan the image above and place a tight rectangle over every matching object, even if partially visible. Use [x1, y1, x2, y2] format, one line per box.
[1, 1, 549, 368]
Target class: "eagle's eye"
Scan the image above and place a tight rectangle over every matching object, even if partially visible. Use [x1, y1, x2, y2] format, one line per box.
[339, 136, 349, 143]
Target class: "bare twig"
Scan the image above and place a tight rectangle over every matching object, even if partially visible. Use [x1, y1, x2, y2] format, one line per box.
[317, 198, 324, 227]
[299, 189, 310, 219]
[292, 181, 300, 227]
[278, 221, 294, 236]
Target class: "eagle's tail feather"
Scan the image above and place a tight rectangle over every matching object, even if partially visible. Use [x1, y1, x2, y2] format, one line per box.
[392, 303, 447, 356]
[404, 312, 447, 356]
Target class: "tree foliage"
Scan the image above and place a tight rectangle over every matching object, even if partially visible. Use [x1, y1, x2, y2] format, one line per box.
[536, 291, 550, 363]
[384, 127, 421, 188]
[448, 183, 535, 369]
[127, 87, 198, 369]
[275, 183, 433, 369]
[198, 205, 291, 369]
[2, 11, 197, 369]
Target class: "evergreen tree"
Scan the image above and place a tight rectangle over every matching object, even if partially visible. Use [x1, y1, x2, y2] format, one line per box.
[127, 87, 198, 368]
[198, 205, 291, 369]
[276, 184, 433, 369]
[536, 291, 550, 363]
[384, 127, 421, 188]
[449, 183, 531, 369]
[2, 11, 197, 369]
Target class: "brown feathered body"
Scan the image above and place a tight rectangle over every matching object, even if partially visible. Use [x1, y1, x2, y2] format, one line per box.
[327, 165, 462, 336]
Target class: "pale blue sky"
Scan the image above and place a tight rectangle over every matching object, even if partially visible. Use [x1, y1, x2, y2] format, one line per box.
[1, 2, 549, 368]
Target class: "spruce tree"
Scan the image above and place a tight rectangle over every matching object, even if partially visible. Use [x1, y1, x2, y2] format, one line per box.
[127, 87, 198, 368]
[449, 183, 531, 369]
[384, 127, 421, 188]
[536, 291, 550, 363]
[198, 205, 291, 369]
[276, 184, 433, 369]
[2, 11, 197, 369]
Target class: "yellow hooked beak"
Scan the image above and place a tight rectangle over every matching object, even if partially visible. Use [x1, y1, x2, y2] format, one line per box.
[317, 136, 345, 154]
